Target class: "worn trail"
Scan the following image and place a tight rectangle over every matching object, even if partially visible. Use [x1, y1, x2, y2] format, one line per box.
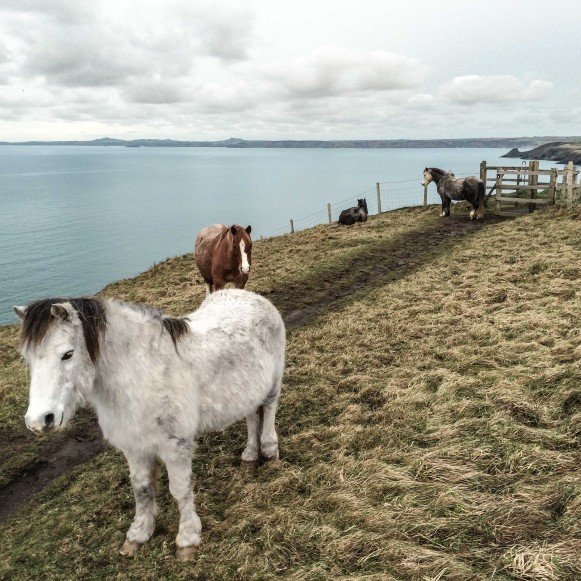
[0, 423, 104, 522]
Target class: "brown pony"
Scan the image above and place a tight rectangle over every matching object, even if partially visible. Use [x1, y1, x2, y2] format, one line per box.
[195, 224, 252, 294]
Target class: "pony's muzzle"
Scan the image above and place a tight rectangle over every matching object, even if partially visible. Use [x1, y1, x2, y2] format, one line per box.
[25, 411, 62, 434]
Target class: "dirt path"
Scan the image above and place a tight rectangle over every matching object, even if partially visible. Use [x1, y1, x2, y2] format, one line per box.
[0, 423, 105, 522]
[0, 213, 508, 524]
[284, 215, 502, 328]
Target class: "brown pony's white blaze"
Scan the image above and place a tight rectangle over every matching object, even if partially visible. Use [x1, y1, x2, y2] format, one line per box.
[194, 224, 252, 294]
[238, 236, 250, 275]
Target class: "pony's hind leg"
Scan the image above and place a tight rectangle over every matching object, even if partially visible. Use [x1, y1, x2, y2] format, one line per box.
[241, 409, 262, 465]
[120, 452, 158, 556]
[476, 195, 486, 220]
[467, 194, 479, 221]
[260, 385, 281, 462]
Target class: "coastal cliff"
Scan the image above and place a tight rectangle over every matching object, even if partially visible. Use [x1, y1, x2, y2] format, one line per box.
[502, 141, 581, 165]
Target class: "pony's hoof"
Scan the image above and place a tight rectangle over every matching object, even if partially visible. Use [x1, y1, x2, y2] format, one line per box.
[119, 539, 142, 556]
[262, 449, 280, 463]
[240, 459, 258, 471]
[176, 545, 198, 562]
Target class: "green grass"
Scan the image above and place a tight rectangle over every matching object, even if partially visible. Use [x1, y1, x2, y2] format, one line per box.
[1, 205, 580, 579]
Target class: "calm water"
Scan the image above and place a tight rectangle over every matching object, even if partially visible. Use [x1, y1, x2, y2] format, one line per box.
[0, 146, 553, 325]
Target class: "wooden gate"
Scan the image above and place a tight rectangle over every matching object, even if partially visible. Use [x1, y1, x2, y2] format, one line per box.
[480, 160, 580, 214]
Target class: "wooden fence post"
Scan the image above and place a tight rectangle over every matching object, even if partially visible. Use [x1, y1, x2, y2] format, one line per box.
[480, 160, 487, 183]
[290, 219, 294, 234]
[495, 169, 503, 214]
[327, 203, 332, 224]
[528, 160, 539, 213]
[566, 161, 574, 205]
[423, 184, 428, 207]
[559, 166, 567, 201]
[548, 168, 558, 204]
[376, 183, 382, 215]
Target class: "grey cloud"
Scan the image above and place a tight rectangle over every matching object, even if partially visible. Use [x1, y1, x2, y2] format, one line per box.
[123, 80, 187, 104]
[174, 3, 255, 61]
[0, 0, 91, 23]
[265, 46, 426, 99]
[1, 0, 254, 92]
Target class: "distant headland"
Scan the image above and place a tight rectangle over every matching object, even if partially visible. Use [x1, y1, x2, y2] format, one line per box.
[502, 141, 581, 165]
[1, 136, 580, 149]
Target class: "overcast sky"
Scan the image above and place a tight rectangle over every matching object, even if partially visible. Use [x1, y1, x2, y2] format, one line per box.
[0, 0, 579, 141]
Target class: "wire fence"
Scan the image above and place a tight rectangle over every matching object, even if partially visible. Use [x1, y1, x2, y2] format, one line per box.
[263, 171, 476, 238]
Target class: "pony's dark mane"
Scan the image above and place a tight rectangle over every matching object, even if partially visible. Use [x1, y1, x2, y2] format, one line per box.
[161, 317, 190, 347]
[20, 297, 106, 363]
[120, 302, 189, 348]
[20, 298, 190, 360]
[426, 167, 448, 178]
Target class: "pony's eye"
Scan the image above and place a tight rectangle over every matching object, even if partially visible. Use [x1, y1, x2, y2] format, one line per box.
[61, 350, 74, 361]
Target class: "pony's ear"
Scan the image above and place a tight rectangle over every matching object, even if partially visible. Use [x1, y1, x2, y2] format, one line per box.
[245, 225, 252, 234]
[230, 225, 238, 236]
[424, 167, 429, 172]
[50, 303, 70, 321]
[13, 306, 27, 321]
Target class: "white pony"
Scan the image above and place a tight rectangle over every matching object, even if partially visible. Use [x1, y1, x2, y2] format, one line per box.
[14, 289, 285, 561]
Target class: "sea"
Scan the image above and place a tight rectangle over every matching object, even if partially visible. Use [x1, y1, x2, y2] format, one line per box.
[0, 145, 555, 325]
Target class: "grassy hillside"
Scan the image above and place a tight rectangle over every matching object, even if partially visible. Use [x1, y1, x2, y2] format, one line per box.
[0, 205, 580, 579]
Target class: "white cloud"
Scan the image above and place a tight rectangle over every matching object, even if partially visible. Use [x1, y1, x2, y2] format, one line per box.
[265, 46, 425, 99]
[438, 75, 553, 105]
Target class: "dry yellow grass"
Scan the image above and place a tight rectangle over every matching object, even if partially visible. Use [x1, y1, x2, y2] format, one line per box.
[0, 205, 579, 579]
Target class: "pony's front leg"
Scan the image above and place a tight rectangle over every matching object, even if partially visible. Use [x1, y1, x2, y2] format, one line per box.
[211, 272, 225, 292]
[120, 453, 157, 556]
[439, 194, 451, 217]
[163, 446, 202, 561]
[235, 275, 248, 290]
